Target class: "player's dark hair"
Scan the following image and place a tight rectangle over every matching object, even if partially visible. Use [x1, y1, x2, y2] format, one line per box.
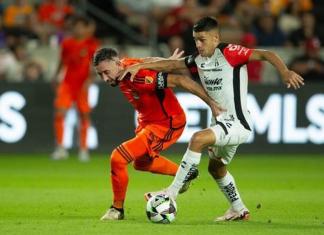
[193, 16, 219, 32]
[72, 14, 91, 26]
[93, 48, 119, 66]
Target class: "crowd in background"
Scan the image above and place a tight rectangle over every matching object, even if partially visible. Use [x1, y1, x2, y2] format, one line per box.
[0, 0, 323, 83]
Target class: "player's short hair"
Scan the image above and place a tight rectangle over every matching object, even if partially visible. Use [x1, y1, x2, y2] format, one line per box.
[193, 16, 219, 32]
[93, 48, 118, 66]
[72, 15, 91, 26]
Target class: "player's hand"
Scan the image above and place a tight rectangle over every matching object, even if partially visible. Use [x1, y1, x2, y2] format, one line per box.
[168, 48, 184, 60]
[118, 64, 141, 82]
[209, 100, 226, 117]
[282, 70, 304, 89]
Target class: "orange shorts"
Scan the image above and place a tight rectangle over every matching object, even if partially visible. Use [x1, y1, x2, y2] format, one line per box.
[54, 82, 90, 113]
[116, 115, 186, 162]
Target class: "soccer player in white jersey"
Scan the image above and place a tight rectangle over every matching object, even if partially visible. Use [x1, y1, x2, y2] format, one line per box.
[120, 16, 304, 221]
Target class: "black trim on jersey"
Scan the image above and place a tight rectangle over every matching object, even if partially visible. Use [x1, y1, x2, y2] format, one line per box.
[184, 53, 198, 67]
[156, 89, 169, 118]
[215, 119, 228, 135]
[184, 53, 200, 81]
[156, 72, 168, 89]
[217, 43, 229, 53]
[233, 65, 251, 131]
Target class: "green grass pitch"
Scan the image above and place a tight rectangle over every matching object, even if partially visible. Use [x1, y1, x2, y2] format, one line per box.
[0, 154, 324, 235]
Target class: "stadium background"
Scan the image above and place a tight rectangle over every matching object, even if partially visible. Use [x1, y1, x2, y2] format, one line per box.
[1, 82, 324, 153]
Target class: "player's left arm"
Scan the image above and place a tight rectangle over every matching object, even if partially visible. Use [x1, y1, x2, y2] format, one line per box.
[249, 49, 304, 89]
[166, 74, 226, 117]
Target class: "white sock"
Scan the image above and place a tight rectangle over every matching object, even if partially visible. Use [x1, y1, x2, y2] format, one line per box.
[167, 149, 201, 199]
[215, 171, 246, 212]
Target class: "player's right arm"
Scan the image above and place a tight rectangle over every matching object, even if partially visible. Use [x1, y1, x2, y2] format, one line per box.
[119, 58, 187, 82]
[51, 61, 63, 90]
[166, 74, 225, 117]
[52, 39, 68, 89]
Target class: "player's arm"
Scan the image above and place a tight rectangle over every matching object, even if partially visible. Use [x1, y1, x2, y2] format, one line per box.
[167, 74, 226, 117]
[51, 60, 63, 89]
[119, 59, 187, 82]
[249, 49, 304, 89]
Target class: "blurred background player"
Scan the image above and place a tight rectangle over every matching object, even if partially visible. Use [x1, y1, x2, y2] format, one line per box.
[52, 15, 99, 161]
[93, 47, 220, 220]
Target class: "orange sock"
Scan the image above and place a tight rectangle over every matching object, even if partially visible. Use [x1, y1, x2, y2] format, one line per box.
[80, 116, 89, 150]
[110, 148, 131, 209]
[54, 112, 64, 146]
[133, 155, 178, 176]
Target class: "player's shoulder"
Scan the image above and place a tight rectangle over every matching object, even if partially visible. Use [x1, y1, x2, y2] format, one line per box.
[185, 51, 199, 66]
[61, 37, 75, 46]
[219, 43, 251, 54]
[217, 43, 246, 52]
[218, 43, 252, 60]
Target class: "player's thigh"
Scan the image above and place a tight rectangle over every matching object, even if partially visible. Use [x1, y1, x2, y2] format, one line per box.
[76, 88, 90, 114]
[159, 125, 185, 152]
[209, 121, 251, 146]
[208, 122, 251, 165]
[116, 130, 153, 162]
[54, 83, 73, 110]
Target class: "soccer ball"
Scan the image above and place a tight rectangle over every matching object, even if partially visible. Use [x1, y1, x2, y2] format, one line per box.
[146, 194, 177, 224]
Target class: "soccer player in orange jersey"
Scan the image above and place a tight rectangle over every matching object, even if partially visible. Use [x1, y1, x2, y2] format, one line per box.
[93, 47, 221, 220]
[52, 16, 99, 161]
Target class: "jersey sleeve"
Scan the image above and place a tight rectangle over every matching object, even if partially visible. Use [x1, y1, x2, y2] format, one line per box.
[222, 44, 253, 67]
[184, 53, 200, 81]
[133, 69, 168, 91]
[184, 54, 199, 77]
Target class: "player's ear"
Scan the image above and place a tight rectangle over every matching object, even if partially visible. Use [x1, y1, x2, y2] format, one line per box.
[212, 30, 219, 43]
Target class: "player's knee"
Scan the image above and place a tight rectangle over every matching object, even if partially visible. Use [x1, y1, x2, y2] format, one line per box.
[190, 131, 209, 150]
[110, 149, 128, 169]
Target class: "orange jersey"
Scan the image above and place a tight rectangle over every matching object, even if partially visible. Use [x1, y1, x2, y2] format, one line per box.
[119, 58, 185, 132]
[61, 36, 99, 92]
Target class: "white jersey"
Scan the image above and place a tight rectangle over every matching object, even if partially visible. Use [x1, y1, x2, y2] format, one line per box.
[185, 43, 253, 132]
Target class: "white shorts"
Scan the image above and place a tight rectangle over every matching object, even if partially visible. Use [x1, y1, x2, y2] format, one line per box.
[208, 120, 251, 165]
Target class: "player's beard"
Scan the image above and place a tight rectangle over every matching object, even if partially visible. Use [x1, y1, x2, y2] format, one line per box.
[109, 80, 119, 87]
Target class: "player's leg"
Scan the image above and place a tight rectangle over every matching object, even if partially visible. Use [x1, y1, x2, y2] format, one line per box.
[103, 130, 171, 220]
[207, 123, 251, 221]
[166, 128, 216, 199]
[133, 124, 185, 176]
[102, 125, 186, 220]
[52, 83, 71, 159]
[133, 154, 178, 176]
[208, 152, 249, 221]
[76, 88, 91, 162]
